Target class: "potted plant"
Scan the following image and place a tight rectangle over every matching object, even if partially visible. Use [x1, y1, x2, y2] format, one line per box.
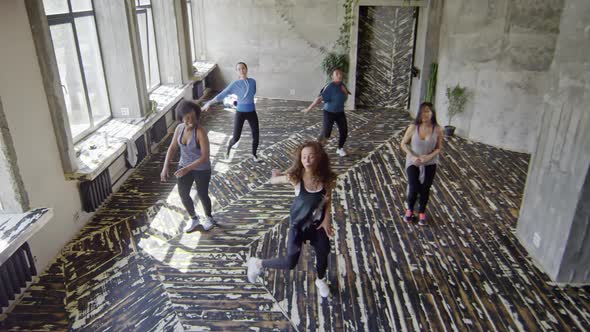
[321, 52, 349, 82]
[444, 84, 469, 136]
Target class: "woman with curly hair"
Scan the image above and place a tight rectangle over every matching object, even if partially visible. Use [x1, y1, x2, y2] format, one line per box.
[246, 141, 337, 298]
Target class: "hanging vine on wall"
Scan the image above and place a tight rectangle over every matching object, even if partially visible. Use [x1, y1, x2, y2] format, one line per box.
[321, 0, 358, 82]
[274, 0, 358, 82]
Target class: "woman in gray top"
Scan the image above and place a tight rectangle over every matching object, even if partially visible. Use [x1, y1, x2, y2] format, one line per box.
[160, 100, 214, 232]
[400, 102, 443, 226]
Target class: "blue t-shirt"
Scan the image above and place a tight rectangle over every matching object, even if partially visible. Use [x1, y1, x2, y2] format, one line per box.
[212, 78, 257, 112]
[320, 82, 349, 113]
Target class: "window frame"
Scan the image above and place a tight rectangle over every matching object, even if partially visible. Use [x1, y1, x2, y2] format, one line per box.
[135, 0, 161, 93]
[46, 0, 112, 143]
[186, 0, 196, 64]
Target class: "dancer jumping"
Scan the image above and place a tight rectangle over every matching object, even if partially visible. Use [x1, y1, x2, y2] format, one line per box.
[247, 141, 336, 298]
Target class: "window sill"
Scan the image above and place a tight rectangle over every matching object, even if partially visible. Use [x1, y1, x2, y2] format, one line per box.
[66, 84, 188, 181]
[0, 208, 53, 266]
[191, 60, 217, 81]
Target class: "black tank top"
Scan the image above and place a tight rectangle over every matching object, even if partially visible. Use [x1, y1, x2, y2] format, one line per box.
[290, 180, 327, 231]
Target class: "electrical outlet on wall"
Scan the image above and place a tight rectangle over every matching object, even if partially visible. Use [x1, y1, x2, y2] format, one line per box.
[121, 107, 129, 116]
[290, 89, 295, 96]
[533, 232, 541, 248]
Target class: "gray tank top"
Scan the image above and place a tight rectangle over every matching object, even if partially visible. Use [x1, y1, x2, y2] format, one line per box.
[178, 124, 211, 171]
[405, 125, 439, 182]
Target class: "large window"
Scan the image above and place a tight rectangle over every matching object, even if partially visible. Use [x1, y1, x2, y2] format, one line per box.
[44, 0, 111, 141]
[135, 0, 161, 91]
[186, 0, 196, 63]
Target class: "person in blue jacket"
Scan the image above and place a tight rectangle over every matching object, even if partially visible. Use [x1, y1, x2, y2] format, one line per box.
[203, 62, 260, 161]
[302, 68, 351, 157]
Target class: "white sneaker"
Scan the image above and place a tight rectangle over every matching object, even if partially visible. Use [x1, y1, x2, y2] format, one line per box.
[201, 216, 215, 231]
[183, 217, 200, 233]
[315, 278, 330, 298]
[247, 257, 262, 283]
[252, 155, 259, 163]
[337, 148, 347, 157]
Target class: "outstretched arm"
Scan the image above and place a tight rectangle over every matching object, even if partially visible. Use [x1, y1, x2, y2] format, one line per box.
[203, 81, 236, 111]
[302, 96, 323, 114]
[270, 169, 292, 184]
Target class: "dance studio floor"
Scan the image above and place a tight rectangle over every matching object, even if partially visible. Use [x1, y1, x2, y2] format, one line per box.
[2, 98, 589, 331]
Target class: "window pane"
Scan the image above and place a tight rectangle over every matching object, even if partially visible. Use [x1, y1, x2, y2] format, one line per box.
[136, 11, 151, 89]
[147, 9, 160, 89]
[75, 17, 111, 125]
[71, 0, 93, 12]
[50, 23, 91, 139]
[43, 0, 69, 15]
[139, 0, 151, 6]
[187, 2, 196, 63]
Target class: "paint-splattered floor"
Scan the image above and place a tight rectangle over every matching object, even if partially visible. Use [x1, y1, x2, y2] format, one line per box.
[2, 99, 589, 331]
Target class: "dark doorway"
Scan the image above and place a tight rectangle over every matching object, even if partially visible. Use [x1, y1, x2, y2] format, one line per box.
[355, 6, 418, 109]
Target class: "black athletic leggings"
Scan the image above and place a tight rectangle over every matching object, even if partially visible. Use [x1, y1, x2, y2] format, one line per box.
[228, 111, 259, 157]
[320, 111, 348, 148]
[262, 222, 330, 279]
[406, 164, 437, 213]
[177, 169, 212, 218]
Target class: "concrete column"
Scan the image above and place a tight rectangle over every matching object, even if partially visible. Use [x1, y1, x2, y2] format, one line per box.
[24, 0, 77, 173]
[94, 0, 146, 118]
[517, 0, 590, 284]
[152, 0, 182, 84]
[0, 97, 30, 213]
[175, 0, 192, 83]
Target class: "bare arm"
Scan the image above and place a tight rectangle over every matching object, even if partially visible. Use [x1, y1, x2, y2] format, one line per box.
[270, 169, 291, 184]
[423, 126, 443, 162]
[317, 185, 334, 238]
[400, 125, 416, 157]
[302, 96, 323, 113]
[160, 126, 181, 181]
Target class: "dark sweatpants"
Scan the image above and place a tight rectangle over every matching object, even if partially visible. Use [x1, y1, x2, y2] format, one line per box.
[406, 164, 437, 213]
[262, 222, 330, 279]
[177, 169, 212, 218]
[228, 111, 260, 157]
[319, 111, 348, 149]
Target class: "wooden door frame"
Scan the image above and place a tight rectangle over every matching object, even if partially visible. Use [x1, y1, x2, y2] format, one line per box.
[347, 0, 427, 110]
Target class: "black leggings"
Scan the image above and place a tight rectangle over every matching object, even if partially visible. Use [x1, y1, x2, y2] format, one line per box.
[177, 169, 212, 218]
[406, 164, 437, 213]
[320, 111, 348, 149]
[262, 223, 330, 279]
[228, 111, 259, 157]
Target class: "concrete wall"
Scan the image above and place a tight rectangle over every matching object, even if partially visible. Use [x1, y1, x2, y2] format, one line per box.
[0, 1, 87, 273]
[198, 0, 344, 100]
[0, 97, 30, 213]
[517, 0, 590, 283]
[435, 0, 564, 153]
[408, 0, 443, 117]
